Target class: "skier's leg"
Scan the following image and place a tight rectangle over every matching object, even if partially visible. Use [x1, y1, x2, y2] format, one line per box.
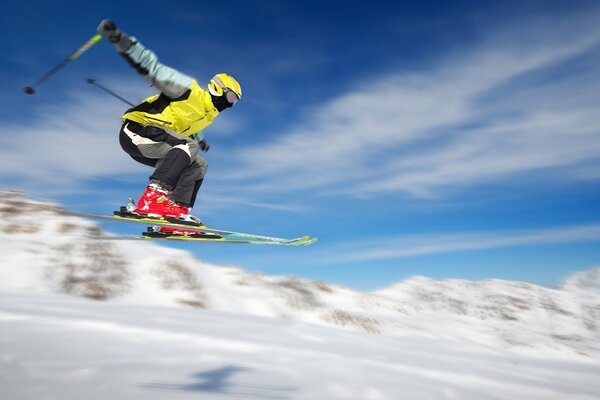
[119, 121, 203, 218]
[189, 178, 204, 208]
[120, 122, 173, 165]
[148, 133, 199, 191]
[170, 154, 208, 207]
[119, 121, 199, 190]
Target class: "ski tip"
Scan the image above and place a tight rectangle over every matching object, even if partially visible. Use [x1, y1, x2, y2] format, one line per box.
[288, 236, 318, 246]
[307, 237, 318, 245]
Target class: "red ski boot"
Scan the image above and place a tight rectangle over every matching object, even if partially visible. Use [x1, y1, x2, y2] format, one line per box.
[133, 183, 203, 225]
[133, 183, 169, 217]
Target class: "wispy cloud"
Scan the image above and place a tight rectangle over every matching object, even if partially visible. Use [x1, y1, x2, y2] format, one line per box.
[5, 10, 600, 210]
[0, 78, 178, 197]
[0, 80, 153, 196]
[219, 11, 600, 199]
[198, 192, 314, 213]
[322, 223, 600, 263]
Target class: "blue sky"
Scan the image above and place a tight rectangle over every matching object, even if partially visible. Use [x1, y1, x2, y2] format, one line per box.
[1, 0, 599, 290]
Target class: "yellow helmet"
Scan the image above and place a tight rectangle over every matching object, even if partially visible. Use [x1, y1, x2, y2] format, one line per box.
[208, 73, 241, 107]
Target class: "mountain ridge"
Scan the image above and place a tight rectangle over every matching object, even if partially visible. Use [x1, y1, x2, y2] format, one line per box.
[1, 190, 598, 357]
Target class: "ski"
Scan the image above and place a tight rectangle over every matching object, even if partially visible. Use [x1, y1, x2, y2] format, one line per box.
[88, 234, 315, 246]
[61, 209, 317, 246]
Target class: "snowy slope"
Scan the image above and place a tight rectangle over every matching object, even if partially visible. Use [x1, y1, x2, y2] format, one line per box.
[1, 191, 600, 399]
[2, 292, 600, 400]
[0, 190, 599, 358]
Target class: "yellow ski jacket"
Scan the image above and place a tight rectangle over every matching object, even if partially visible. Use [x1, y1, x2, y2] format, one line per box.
[116, 36, 219, 138]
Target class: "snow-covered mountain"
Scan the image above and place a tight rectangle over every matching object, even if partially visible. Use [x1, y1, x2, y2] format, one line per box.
[2, 190, 600, 399]
[1, 190, 599, 358]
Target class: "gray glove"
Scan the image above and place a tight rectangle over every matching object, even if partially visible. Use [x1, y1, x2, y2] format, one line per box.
[198, 139, 210, 153]
[191, 134, 209, 152]
[98, 19, 134, 53]
[97, 19, 122, 43]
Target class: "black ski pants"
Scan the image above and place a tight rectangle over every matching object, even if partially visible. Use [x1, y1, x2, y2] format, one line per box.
[119, 120, 207, 207]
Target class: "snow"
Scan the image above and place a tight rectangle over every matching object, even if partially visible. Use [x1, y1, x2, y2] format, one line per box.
[1, 191, 600, 399]
[2, 292, 600, 400]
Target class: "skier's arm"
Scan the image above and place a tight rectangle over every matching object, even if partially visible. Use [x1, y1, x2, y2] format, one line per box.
[97, 20, 193, 99]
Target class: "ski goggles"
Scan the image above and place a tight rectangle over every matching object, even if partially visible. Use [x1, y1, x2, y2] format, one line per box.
[211, 75, 240, 106]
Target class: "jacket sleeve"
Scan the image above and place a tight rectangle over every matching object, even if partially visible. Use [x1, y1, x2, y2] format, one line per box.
[111, 34, 194, 99]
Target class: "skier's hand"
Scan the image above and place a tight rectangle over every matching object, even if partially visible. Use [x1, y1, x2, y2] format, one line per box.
[97, 19, 122, 43]
[198, 139, 210, 153]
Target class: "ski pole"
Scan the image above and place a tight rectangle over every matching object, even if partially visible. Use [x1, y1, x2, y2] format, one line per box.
[24, 33, 103, 95]
[86, 78, 135, 107]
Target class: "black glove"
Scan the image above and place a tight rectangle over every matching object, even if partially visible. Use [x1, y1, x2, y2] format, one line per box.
[97, 19, 122, 43]
[198, 139, 210, 153]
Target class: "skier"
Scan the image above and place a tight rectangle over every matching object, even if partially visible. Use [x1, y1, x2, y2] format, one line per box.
[97, 20, 241, 225]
